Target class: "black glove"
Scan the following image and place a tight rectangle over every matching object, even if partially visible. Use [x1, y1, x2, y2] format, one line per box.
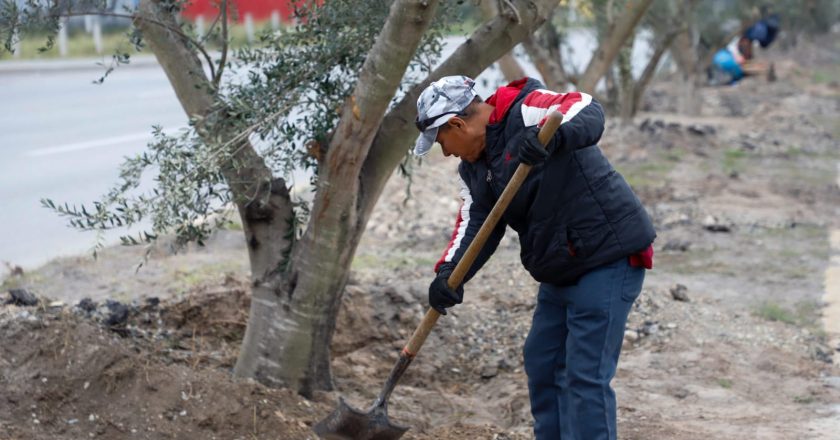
[428, 268, 464, 315]
[518, 126, 550, 165]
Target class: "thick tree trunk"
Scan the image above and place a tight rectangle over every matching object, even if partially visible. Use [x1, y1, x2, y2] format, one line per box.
[136, 0, 295, 387]
[577, 0, 653, 93]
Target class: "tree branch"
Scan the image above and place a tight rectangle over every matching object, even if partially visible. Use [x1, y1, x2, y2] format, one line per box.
[213, 0, 228, 88]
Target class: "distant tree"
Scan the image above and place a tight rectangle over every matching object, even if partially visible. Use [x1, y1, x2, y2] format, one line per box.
[1, 0, 559, 396]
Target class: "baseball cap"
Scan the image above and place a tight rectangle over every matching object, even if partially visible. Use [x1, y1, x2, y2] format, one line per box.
[413, 75, 479, 156]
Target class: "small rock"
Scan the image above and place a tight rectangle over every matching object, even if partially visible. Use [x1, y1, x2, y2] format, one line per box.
[104, 301, 129, 327]
[702, 215, 731, 233]
[624, 330, 640, 343]
[8, 288, 38, 306]
[480, 364, 499, 379]
[77, 298, 97, 312]
[670, 284, 690, 302]
[145, 297, 160, 308]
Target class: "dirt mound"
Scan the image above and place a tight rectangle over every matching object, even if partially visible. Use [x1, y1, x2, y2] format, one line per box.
[0, 304, 319, 440]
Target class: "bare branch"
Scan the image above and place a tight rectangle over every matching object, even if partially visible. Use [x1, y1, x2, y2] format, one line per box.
[213, 0, 228, 89]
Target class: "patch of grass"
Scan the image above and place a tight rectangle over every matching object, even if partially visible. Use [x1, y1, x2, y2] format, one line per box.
[0, 30, 131, 60]
[717, 378, 733, 389]
[753, 299, 825, 331]
[721, 148, 747, 175]
[171, 261, 242, 291]
[222, 220, 244, 232]
[812, 66, 840, 85]
[754, 301, 797, 324]
[793, 395, 816, 404]
[616, 159, 675, 189]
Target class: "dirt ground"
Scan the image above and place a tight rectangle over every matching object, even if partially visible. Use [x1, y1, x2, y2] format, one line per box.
[2, 33, 840, 439]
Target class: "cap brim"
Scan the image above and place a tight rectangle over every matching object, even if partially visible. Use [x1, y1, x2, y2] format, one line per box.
[413, 127, 439, 156]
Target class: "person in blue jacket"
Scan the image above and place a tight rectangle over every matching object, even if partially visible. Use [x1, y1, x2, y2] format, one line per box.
[413, 75, 656, 440]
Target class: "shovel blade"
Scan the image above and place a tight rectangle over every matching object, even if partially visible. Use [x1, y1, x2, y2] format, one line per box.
[313, 397, 408, 440]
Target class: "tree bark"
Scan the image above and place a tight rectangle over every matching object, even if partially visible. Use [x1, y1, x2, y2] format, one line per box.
[617, 37, 634, 124]
[577, 0, 654, 93]
[479, 0, 526, 81]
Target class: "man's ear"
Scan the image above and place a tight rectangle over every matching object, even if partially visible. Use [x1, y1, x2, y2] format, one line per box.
[447, 117, 466, 130]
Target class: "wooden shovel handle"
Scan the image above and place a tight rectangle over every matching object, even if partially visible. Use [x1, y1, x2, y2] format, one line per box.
[404, 111, 564, 356]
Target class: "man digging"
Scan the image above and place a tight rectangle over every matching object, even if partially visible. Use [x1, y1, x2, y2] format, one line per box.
[414, 76, 656, 440]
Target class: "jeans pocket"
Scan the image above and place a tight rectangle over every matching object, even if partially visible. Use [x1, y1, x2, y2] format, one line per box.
[620, 263, 645, 303]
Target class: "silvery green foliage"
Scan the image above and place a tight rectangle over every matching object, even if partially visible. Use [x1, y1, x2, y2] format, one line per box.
[26, 0, 456, 262]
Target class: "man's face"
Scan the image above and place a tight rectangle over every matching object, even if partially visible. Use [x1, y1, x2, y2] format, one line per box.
[436, 115, 486, 163]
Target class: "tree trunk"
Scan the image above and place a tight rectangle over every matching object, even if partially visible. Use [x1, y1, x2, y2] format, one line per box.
[629, 29, 677, 118]
[522, 19, 569, 90]
[577, 0, 654, 93]
[617, 36, 634, 124]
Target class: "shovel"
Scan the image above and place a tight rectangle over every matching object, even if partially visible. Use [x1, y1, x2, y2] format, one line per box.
[314, 111, 564, 440]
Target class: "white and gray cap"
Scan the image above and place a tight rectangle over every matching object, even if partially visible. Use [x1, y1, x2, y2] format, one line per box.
[413, 75, 479, 156]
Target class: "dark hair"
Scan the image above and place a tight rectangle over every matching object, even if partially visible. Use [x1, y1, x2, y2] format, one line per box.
[461, 96, 484, 118]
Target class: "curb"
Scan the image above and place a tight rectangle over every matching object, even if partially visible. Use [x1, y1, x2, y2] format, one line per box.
[0, 55, 160, 74]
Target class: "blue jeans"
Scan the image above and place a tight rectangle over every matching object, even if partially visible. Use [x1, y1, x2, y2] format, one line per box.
[524, 258, 645, 440]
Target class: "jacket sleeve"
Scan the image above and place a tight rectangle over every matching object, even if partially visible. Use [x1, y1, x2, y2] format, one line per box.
[520, 89, 605, 153]
[434, 167, 506, 284]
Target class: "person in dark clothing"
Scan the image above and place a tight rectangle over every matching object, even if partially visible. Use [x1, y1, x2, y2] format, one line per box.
[413, 75, 656, 440]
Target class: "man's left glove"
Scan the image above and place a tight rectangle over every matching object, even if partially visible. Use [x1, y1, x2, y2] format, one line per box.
[518, 126, 549, 165]
[428, 268, 464, 315]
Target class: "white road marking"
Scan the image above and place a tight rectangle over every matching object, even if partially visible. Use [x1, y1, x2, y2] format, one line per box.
[24, 127, 185, 158]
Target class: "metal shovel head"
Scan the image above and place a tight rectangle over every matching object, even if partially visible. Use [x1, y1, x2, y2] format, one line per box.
[313, 397, 408, 440]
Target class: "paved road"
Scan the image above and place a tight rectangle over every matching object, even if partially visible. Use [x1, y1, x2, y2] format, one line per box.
[0, 64, 186, 269]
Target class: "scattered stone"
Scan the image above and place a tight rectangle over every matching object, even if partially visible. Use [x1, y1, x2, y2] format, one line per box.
[642, 321, 659, 336]
[145, 297, 160, 308]
[687, 124, 716, 136]
[702, 215, 731, 233]
[480, 363, 499, 379]
[624, 330, 640, 343]
[671, 387, 690, 399]
[670, 284, 690, 302]
[7, 288, 38, 306]
[104, 301, 129, 328]
[77, 298, 97, 312]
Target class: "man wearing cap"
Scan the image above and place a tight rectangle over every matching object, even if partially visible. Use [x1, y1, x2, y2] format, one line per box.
[414, 75, 655, 440]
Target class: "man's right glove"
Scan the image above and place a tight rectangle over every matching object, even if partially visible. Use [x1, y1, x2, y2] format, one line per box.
[428, 268, 464, 315]
[517, 126, 550, 165]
